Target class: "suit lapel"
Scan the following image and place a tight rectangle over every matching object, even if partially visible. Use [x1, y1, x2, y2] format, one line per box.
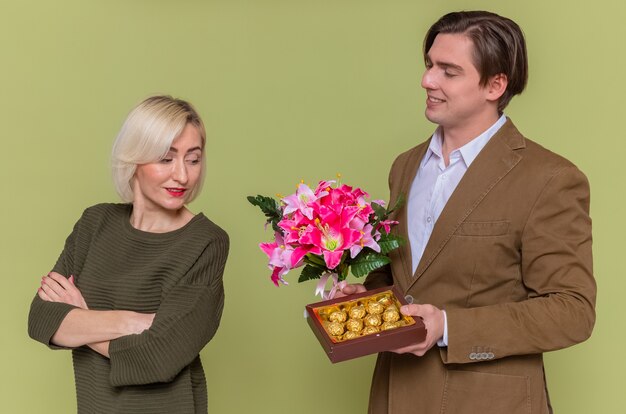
[406, 120, 525, 290]
[391, 141, 429, 292]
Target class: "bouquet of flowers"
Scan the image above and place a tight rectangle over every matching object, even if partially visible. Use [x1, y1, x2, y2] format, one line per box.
[248, 178, 403, 298]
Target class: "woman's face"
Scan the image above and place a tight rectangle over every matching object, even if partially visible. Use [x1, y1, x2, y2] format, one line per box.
[133, 123, 203, 214]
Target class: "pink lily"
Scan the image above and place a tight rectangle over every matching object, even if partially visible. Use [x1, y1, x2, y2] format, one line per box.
[282, 183, 319, 219]
[290, 244, 322, 268]
[260, 232, 298, 285]
[270, 266, 289, 286]
[349, 224, 381, 258]
[278, 211, 312, 244]
[314, 180, 336, 196]
[378, 219, 399, 234]
[300, 218, 362, 269]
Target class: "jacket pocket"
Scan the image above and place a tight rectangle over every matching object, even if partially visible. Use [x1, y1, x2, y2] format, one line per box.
[441, 370, 530, 414]
[454, 220, 509, 237]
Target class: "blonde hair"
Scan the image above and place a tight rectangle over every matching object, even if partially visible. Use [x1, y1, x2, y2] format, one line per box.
[111, 95, 207, 203]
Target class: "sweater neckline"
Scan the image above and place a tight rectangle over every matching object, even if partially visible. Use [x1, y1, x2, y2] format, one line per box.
[120, 204, 205, 241]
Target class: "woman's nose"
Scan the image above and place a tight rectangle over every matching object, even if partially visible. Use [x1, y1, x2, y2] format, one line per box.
[172, 161, 188, 184]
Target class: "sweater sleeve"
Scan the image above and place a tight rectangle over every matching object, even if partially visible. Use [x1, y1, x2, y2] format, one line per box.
[108, 232, 229, 386]
[440, 166, 596, 363]
[27, 218, 80, 349]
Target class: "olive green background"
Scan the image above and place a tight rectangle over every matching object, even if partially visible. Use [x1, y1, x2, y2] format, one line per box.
[1, 0, 623, 413]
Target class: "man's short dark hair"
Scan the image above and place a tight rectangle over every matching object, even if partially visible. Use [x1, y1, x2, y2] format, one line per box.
[424, 11, 528, 112]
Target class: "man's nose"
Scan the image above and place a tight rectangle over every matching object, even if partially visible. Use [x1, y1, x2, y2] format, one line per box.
[421, 69, 435, 89]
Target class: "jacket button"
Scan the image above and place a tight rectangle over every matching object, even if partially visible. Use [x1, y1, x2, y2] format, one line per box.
[469, 352, 477, 360]
[487, 352, 495, 359]
[480, 352, 489, 360]
[404, 295, 414, 304]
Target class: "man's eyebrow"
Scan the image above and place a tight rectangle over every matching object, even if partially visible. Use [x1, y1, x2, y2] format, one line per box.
[425, 55, 464, 72]
[435, 61, 464, 72]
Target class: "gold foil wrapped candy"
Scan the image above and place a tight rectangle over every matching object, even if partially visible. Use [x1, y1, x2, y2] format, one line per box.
[343, 331, 359, 340]
[366, 301, 384, 315]
[329, 310, 348, 323]
[327, 321, 345, 336]
[345, 318, 364, 332]
[349, 305, 366, 319]
[383, 307, 400, 322]
[314, 290, 415, 343]
[381, 321, 400, 331]
[362, 326, 380, 335]
[364, 314, 382, 327]
[377, 296, 393, 307]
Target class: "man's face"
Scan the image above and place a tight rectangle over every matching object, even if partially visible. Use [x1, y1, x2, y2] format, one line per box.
[421, 33, 496, 132]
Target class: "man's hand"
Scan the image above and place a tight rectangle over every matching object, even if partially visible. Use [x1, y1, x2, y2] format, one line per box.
[390, 304, 445, 356]
[329, 282, 367, 299]
[39, 272, 88, 309]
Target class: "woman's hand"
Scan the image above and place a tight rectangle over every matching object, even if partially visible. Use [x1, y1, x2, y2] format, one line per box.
[39, 272, 88, 309]
[38, 272, 155, 350]
[84, 312, 154, 358]
[123, 311, 156, 335]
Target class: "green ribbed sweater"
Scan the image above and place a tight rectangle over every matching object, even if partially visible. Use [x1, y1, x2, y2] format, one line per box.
[28, 203, 229, 414]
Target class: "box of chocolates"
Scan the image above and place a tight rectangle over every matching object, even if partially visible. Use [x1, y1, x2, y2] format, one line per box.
[305, 285, 426, 363]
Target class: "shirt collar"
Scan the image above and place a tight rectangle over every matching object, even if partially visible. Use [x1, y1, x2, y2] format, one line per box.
[422, 114, 507, 168]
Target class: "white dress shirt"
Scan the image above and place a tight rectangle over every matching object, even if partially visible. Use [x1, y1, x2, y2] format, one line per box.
[407, 114, 507, 346]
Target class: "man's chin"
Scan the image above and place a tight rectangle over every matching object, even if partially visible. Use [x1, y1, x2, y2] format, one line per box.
[424, 111, 444, 126]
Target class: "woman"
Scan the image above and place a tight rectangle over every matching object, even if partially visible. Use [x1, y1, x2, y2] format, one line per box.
[28, 95, 229, 414]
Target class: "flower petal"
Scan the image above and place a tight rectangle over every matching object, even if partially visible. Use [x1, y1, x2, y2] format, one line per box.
[323, 250, 344, 270]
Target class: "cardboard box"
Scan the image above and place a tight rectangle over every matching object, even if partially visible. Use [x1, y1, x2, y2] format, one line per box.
[305, 285, 426, 363]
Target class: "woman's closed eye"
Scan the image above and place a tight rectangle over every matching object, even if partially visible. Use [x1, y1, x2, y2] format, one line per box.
[184, 154, 201, 164]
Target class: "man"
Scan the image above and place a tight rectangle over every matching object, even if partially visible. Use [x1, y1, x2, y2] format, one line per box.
[339, 11, 596, 414]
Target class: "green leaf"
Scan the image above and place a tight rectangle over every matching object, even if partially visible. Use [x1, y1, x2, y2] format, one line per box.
[247, 195, 283, 232]
[371, 201, 387, 220]
[298, 264, 325, 283]
[377, 233, 405, 254]
[304, 253, 326, 268]
[349, 252, 391, 277]
[386, 193, 406, 216]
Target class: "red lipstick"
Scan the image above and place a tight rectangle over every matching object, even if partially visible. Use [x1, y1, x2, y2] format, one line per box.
[166, 188, 186, 198]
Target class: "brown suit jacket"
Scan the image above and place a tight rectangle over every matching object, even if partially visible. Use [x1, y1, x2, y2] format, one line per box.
[364, 119, 596, 414]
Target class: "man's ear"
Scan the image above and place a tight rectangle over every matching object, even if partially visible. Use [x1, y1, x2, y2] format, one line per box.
[486, 73, 508, 102]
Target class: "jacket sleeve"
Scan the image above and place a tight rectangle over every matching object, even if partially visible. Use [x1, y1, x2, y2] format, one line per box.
[108, 232, 229, 386]
[364, 264, 393, 289]
[27, 218, 79, 349]
[441, 166, 596, 364]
